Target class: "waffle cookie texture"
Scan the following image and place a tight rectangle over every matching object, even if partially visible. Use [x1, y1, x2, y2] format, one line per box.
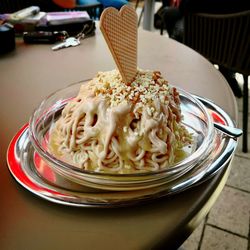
[100, 5, 138, 84]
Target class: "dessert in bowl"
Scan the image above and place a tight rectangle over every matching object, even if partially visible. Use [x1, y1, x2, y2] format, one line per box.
[29, 69, 215, 191]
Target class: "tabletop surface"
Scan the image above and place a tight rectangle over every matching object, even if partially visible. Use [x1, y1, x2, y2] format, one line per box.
[0, 28, 237, 250]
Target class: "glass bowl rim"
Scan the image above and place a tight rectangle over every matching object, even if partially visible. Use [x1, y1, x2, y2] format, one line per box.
[29, 80, 215, 178]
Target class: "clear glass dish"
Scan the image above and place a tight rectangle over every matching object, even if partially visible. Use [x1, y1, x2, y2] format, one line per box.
[29, 80, 215, 191]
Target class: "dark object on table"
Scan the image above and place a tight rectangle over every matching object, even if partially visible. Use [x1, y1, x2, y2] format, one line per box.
[0, 22, 15, 54]
[23, 30, 68, 43]
[183, 10, 250, 153]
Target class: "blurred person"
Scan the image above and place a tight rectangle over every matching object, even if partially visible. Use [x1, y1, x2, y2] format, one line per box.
[154, 0, 250, 97]
[53, 0, 76, 8]
[51, 0, 128, 10]
[77, 0, 128, 9]
[156, 0, 249, 39]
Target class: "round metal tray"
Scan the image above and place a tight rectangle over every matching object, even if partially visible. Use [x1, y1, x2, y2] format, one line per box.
[6, 96, 238, 207]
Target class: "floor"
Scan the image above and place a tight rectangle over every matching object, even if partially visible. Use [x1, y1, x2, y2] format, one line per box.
[133, 2, 250, 249]
[180, 88, 250, 250]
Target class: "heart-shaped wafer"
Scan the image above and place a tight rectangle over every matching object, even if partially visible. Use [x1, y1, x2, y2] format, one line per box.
[100, 5, 138, 84]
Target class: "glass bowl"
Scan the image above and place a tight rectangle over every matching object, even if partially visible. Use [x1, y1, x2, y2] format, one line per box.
[29, 80, 215, 191]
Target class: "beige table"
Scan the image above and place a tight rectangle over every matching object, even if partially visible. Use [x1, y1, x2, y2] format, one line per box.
[0, 29, 237, 250]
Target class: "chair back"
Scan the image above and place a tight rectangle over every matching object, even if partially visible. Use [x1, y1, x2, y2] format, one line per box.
[183, 10, 250, 75]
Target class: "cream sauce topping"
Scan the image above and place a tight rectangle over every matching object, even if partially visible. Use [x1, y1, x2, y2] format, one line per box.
[49, 69, 192, 173]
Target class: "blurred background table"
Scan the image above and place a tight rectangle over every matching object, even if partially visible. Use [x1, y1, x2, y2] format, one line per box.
[0, 28, 237, 249]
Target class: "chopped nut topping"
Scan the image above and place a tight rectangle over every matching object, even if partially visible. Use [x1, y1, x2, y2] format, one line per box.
[92, 69, 172, 118]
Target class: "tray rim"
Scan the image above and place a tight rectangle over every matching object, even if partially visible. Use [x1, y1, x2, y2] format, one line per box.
[6, 96, 238, 208]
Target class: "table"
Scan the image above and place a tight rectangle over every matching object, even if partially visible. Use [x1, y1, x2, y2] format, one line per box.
[0, 29, 238, 250]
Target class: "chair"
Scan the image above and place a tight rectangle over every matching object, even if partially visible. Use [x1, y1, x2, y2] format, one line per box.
[183, 10, 250, 153]
[134, 0, 144, 26]
[74, 2, 103, 20]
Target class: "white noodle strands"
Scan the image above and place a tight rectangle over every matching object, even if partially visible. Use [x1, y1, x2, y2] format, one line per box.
[48, 69, 192, 174]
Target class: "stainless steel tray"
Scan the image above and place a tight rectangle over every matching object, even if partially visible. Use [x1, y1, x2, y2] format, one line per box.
[6, 97, 238, 207]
